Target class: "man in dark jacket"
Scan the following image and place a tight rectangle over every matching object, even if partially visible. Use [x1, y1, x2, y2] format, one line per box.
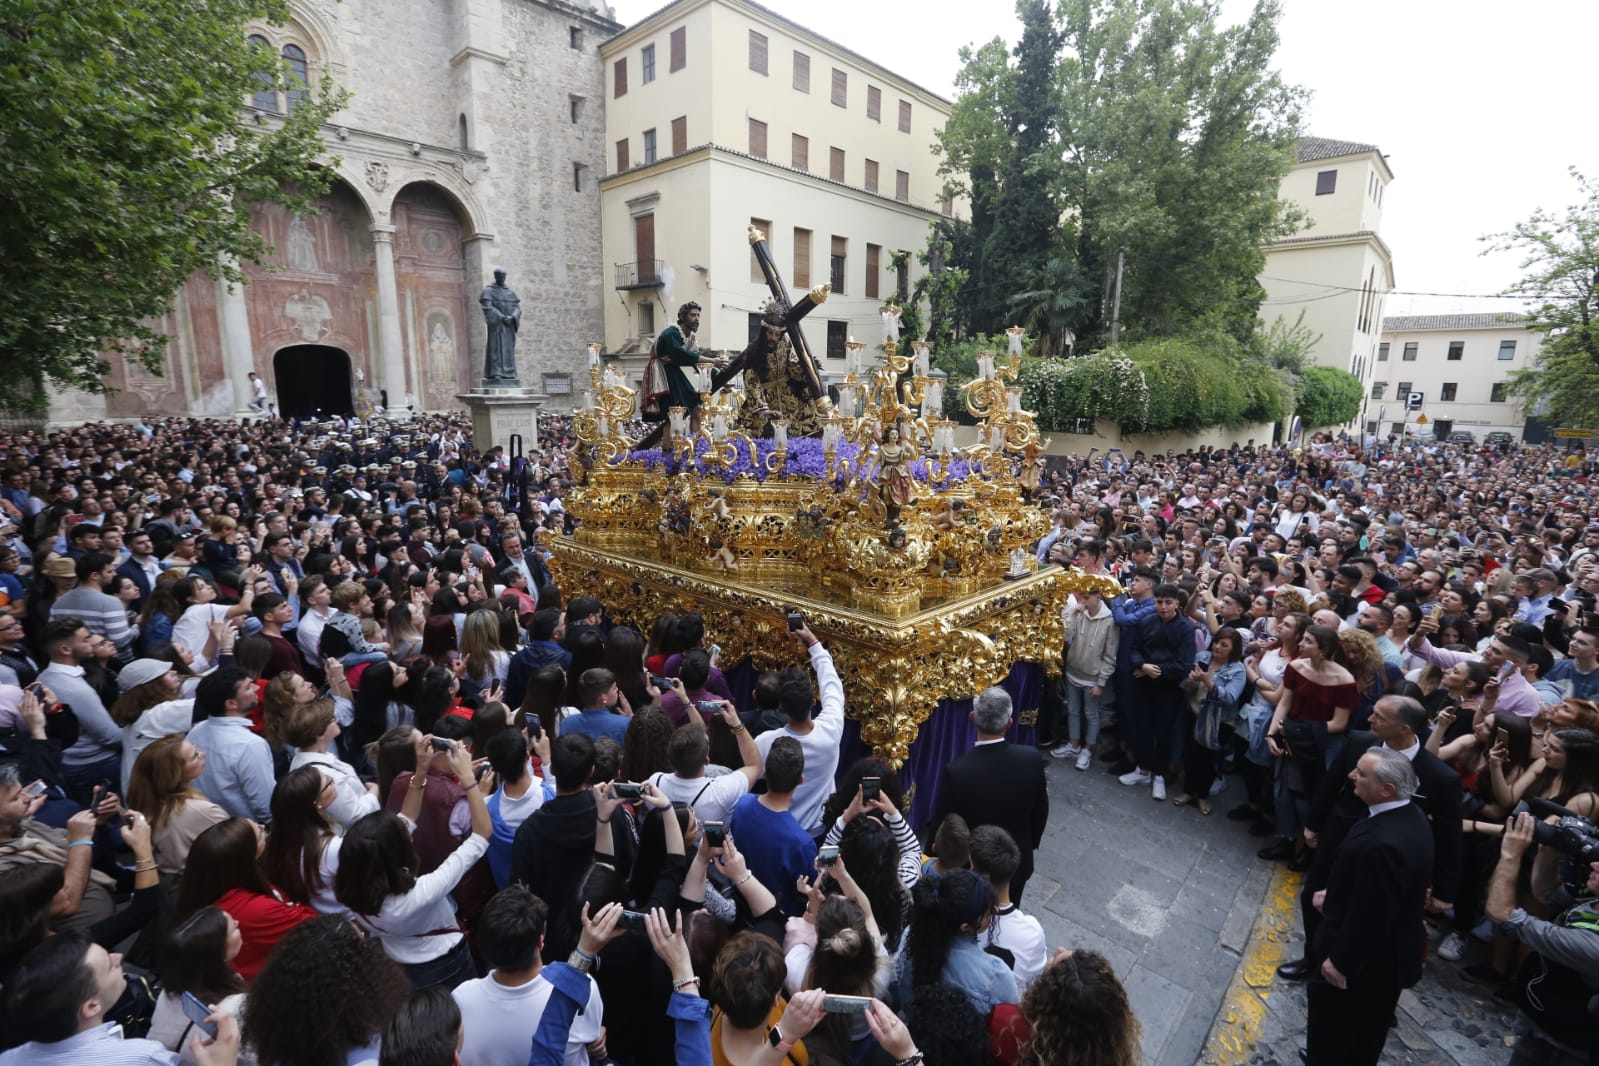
[931, 687, 1050, 904]
[1305, 748, 1434, 1065]
[1121, 583, 1196, 800]
[511, 733, 598, 963]
[1278, 694, 1463, 982]
[503, 607, 572, 710]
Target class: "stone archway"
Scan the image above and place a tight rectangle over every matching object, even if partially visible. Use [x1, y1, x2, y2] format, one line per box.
[392, 182, 475, 409]
[273, 344, 353, 420]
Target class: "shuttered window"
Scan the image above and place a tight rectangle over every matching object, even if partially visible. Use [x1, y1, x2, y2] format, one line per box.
[791, 134, 808, 171]
[793, 51, 810, 92]
[671, 116, 687, 155]
[669, 26, 685, 72]
[793, 228, 811, 288]
[615, 138, 629, 172]
[830, 236, 846, 294]
[898, 99, 912, 133]
[749, 30, 768, 74]
[867, 85, 881, 121]
[865, 244, 880, 299]
[748, 118, 767, 159]
[614, 57, 627, 98]
[830, 147, 844, 182]
[895, 170, 909, 202]
[864, 159, 878, 193]
[831, 68, 847, 107]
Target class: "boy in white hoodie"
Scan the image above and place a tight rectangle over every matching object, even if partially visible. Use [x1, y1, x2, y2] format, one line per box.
[1052, 590, 1119, 769]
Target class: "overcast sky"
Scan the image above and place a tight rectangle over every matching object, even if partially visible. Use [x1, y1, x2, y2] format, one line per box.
[609, 0, 1599, 318]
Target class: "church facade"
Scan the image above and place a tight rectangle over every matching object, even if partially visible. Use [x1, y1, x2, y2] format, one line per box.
[64, 0, 621, 424]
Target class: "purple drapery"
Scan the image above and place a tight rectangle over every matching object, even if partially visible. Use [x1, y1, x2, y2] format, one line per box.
[723, 659, 1045, 831]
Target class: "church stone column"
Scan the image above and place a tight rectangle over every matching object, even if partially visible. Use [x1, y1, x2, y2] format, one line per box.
[370, 225, 409, 408]
[216, 264, 256, 415]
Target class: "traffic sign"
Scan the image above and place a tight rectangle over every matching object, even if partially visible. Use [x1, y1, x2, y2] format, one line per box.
[1416, 414, 1429, 425]
[1406, 392, 1425, 411]
[1554, 428, 1599, 439]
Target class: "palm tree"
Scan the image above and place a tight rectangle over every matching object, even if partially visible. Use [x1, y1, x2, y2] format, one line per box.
[1006, 256, 1090, 357]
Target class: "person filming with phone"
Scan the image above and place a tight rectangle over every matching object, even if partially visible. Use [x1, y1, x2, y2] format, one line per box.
[1405, 612, 1542, 719]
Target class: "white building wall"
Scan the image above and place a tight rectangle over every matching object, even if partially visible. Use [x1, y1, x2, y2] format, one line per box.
[1369, 321, 1541, 439]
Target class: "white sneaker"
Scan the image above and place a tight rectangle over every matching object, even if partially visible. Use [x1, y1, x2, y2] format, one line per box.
[1050, 742, 1081, 759]
[1118, 769, 1153, 786]
[1075, 749, 1093, 771]
[1437, 932, 1467, 961]
[1151, 776, 1167, 801]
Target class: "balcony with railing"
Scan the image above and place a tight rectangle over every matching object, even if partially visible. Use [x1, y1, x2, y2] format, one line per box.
[614, 260, 664, 290]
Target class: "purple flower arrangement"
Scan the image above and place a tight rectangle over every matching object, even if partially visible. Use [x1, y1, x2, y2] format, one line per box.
[616, 435, 989, 491]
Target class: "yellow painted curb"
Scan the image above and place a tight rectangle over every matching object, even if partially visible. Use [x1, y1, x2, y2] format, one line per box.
[1200, 863, 1305, 1065]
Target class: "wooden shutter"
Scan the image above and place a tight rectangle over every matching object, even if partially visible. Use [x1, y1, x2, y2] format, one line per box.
[898, 99, 912, 133]
[791, 134, 808, 171]
[671, 116, 687, 155]
[830, 147, 844, 182]
[669, 26, 685, 72]
[749, 30, 768, 74]
[748, 119, 767, 159]
[867, 85, 881, 121]
[895, 170, 909, 202]
[864, 159, 878, 193]
[615, 138, 629, 172]
[830, 236, 846, 294]
[831, 68, 847, 107]
[793, 51, 810, 92]
[793, 228, 811, 288]
[634, 214, 655, 275]
[614, 57, 627, 98]
[865, 244, 880, 299]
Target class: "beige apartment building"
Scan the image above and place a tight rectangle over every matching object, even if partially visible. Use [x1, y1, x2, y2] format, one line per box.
[596, 0, 959, 385]
[1369, 314, 1541, 440]
[1258, 138, 1396, 397]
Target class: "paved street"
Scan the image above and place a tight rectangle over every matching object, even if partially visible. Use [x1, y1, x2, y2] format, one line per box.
[1024, 752, 1520, 1065]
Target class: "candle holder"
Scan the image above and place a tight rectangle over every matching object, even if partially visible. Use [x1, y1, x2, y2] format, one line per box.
[763, 419, 790, 475]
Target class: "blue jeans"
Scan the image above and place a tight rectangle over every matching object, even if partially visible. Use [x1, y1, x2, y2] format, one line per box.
[400, 936, 477, 990]
[62, 754, 122, 808]
[1064, 681, 1103, 748]
[340, 650, 389, 669]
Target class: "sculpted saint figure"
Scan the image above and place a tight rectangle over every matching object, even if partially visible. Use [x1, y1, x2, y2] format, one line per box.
[480, 269, 522, 385]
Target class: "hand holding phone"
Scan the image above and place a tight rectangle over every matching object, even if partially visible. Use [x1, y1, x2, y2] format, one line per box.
[702, 820, 727, 849]
[181, 991, 219, 1041]
[817, 845, 839, 868]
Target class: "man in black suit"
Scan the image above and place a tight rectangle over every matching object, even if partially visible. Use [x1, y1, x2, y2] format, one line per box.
[1278, 694, 1462, 981]
[1305, 747, 1434, 1065]
[931, 686, 1050, 904]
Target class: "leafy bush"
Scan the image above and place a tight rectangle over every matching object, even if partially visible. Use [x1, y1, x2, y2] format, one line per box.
[1018, 353, 1151, 432]
[1294, 365, 1363, 429]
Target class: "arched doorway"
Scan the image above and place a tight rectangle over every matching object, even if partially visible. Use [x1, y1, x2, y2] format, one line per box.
[273, 345, 354, 420]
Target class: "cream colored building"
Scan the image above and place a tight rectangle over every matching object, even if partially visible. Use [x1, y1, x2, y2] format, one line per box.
[1370, 314, 1541, 440]
[1258, 138, 1396, 405]
[596, 0, 960, 386]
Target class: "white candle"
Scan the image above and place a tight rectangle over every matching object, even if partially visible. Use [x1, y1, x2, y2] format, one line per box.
[839, 384, 855, 415]
[588, 344, 601, 369]
[598, 413, 609, 437]
[977, 353, 994, 381]
[773, 421, 788, 449]
[580, 390, 593, 411]
[1007, 328, 1024, 358]
[913, 343, 930, 378]
[923, 381, 942, 417]
[881, 311, 900, 345]
[669, 406, 687, 436]
[1007, 387, 1023, 414]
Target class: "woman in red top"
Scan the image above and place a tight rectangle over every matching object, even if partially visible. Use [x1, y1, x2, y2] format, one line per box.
[174, 816, 314, 982]
[1262, 625, 1356, 866]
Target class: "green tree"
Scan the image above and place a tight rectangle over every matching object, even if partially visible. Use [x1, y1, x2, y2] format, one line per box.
[934, 0, 1305, 350]
[1487, 169, 1599, 427]
[1006, 256, 1090, 356]
[0, 0, 345, 408]
[1294, 365, 1362, 429]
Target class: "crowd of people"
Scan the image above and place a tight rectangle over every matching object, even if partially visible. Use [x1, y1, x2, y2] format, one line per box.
[0, 408, 1595, 1066]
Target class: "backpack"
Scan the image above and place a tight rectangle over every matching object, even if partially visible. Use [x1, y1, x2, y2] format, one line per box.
[485, 789, 518, 890]
[640, 349, 670, 422]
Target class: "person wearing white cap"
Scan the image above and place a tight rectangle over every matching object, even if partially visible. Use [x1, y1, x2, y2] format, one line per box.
[109, 658, 194, 793]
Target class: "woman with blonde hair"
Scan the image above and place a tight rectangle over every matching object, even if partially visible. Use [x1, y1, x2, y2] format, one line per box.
[127, 734, 230, 876]
[460, 607, 510, 692]
[1336, 626, 1404, 732]
[285, 697, 380, 834]
[110, 658, 194, 792]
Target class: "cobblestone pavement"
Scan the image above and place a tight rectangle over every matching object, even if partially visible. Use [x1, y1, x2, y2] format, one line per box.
[1026, 751, 1518, 1064]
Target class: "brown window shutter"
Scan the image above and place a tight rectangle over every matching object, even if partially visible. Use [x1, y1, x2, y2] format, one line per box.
[895, 170, 909, 202]
[792, 51, 810, 92]
[864, 159, 878, 193]
[831, 68, 847, 107]
[671, 116, 687, 156]
[791, 134, 808, 171]
[748, 118, 767, 159]
[793, 228, 811, 288]
[749, 30, 768, 74]
[669, 26, 685, 72]
[898, 99, 912, 133]
[615, 138, 629, 172]
[865, 244, 880, 299]
[867, 85, 881, 121]
[614, 57, 627, 98]
[830, 147, 844, 182]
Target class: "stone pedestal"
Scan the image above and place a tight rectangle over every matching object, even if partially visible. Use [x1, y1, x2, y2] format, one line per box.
[458, 387, 546, 452]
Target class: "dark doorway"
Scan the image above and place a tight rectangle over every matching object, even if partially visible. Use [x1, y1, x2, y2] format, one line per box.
[273, 345, 354, 421]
